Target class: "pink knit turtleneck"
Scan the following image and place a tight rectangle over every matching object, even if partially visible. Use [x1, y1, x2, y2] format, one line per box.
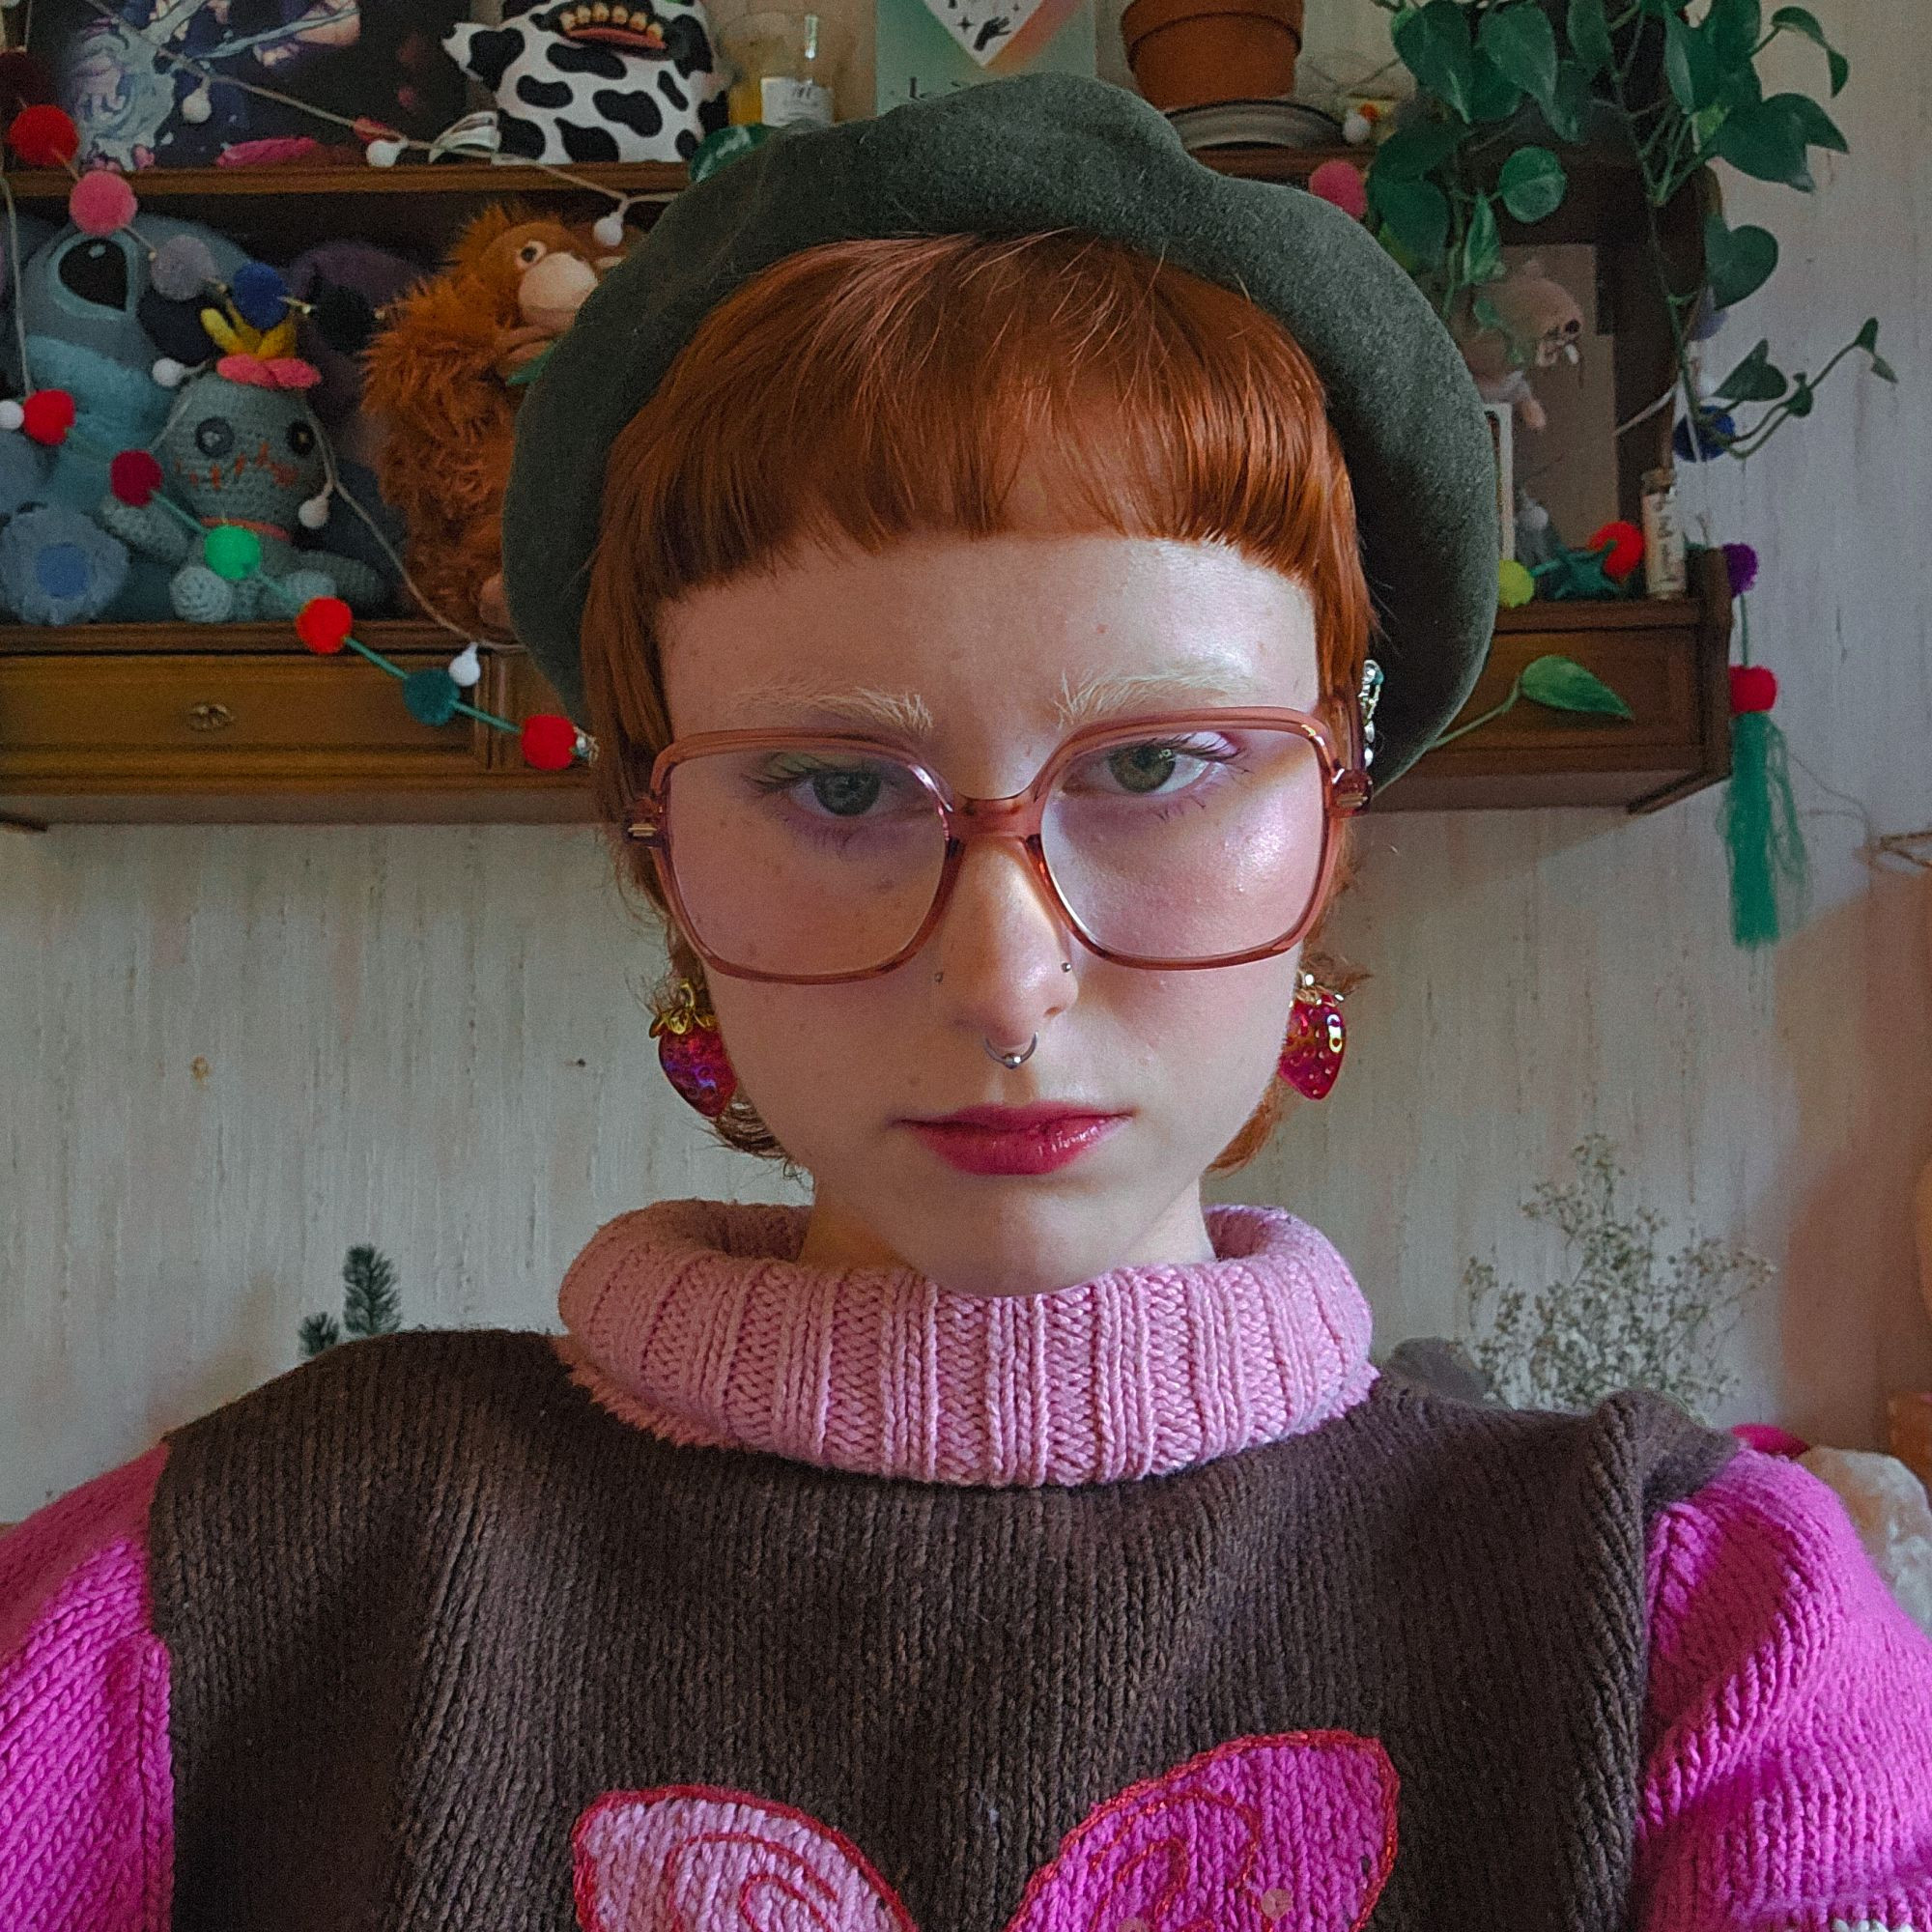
[552, 1196, 1378, 1488]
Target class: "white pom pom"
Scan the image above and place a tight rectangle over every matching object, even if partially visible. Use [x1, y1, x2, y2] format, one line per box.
[365, 137, 405, 168]
[152, 356, 187, 389]
[182, 82, 213, 125]
[448, 642, 483, 688]
[593, 210, 627, 251]
[0, 399, 22, 433]
[1343, 110, 1372, 146]
[298, 489, 331, 530]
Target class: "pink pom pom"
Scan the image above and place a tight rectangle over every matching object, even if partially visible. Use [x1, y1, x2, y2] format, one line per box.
[69, 167, 137, 238]
[1731, 1422, 1809, 1458]
[1308, 158, 1369, 222]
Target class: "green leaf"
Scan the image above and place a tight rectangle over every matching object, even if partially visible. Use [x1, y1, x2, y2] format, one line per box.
[1716, 338, 1789, 401]
[1394, 0, 1477, 118]
[1770, 5, 1848, 95]
[1780, 90, 1848, 154]
[1463, 192, 1503, 284]
[1544, 59, 1593, 144]
[1373, 119, 1465, 180]
[1497, 145, 1569, 222]
[1704, 213, 1778, 307]
[1520, 655, 1635, 719]
[1478, 4, 1558, 109]
[1372, 175, 1451, 266]
[1567, 0, 1613, 74]
[1662, 10, 1717, 111]
[1466, 49, 1525, 122]
[1705, 0, 1761, 69]
[1713, 96, 1814, 188]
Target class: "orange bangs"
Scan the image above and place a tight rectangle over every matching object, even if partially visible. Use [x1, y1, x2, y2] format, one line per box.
[580, 228, 1375, 800]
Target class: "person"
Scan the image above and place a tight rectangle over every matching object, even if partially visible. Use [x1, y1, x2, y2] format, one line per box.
[5, 73, 1931, 1932]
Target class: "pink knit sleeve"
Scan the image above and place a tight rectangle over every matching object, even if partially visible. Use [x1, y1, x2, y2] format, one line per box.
[1634, 1445, 1932, 1930]
[0, 1442, 174, 1932]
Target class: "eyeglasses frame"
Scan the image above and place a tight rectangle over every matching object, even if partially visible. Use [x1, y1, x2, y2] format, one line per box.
[623, 704, 1374, 986]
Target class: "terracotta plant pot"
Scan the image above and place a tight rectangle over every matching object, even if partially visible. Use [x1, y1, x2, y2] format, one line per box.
[1121, 0, 1305, 112]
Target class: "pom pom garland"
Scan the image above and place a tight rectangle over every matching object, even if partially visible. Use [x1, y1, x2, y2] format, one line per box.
[151, 234, 221, 302]
[365, 137, 405, 168]
[231, 260, 292, 330]
[297, 489, 332, 530]
[70, 168, 138, 238]
[447, 642, 483, 688]
[1722, 541, 1760, 598]
[182, 82, 213, 125]
[151, 356, 188, 390]
[1497, 558, 1535, 609]
[593, 210, 628, 250]
[109, 448, 164, 506]
[6, 103, 79, 167]
[203, 525, 262, 581]
[0, 400, 20, 433]
[296, 595, 354, 654]
[19, 388, 76, 445]
[403, 668, 461, 727]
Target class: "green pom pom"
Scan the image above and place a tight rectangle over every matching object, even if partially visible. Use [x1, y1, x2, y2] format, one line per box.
[203, 525, 262, 582]
[403, 668, 461, 727]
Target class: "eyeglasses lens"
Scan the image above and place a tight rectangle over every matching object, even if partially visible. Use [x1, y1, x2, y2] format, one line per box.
[661, 724, 1327, 977]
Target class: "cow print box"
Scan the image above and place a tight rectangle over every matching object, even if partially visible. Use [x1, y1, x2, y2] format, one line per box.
[446, 0, 731, 164]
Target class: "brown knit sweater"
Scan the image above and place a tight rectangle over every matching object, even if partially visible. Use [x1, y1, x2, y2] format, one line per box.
[148, 1326, 1735, 1930]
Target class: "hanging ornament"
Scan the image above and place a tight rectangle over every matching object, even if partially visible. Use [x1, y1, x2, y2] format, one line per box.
[16, 388, 76, 445]
[109, 448, 163, 506]
[447, 642, 483, 688]
[520, 714, 581, 771]
[203, 525, 262, 582]
[5, 103, 78, 167]
[69, 168, 137, 238]
[1277, 976, 1348, 1100]
[403, 668, 462, 726]
[295, 594, 353, 654]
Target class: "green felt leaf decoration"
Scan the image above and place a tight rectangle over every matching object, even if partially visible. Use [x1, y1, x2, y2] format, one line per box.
[1770, 5, 1849, 95]
[1704, 213, 1778, 308]
[1394, 1, 1477, 119]
[1498, 145, 1569, 222]
[1566, 0, 1613, 75]
[1716, 338, 1789, 402]
[1520, 655, 1635, 720]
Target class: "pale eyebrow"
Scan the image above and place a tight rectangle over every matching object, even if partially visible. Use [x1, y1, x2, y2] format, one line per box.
[728, 658, 1264, 739]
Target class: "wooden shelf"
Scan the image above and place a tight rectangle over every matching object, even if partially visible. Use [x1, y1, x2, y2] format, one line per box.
[0, 158, 691, 202]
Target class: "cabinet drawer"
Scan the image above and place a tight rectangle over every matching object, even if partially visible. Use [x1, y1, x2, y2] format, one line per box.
[0, 652, 485, 762]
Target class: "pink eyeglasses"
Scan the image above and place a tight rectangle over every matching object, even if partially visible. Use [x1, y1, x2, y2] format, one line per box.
[624, 693, 1376, 987]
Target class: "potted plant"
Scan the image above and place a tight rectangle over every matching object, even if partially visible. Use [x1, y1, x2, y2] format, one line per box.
[1121, 0, 1305, 111]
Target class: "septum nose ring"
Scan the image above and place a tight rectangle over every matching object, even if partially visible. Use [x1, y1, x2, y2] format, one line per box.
[936, 959, 1072, 1068]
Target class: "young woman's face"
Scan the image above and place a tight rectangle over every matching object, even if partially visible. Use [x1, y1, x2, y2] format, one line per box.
[656, 500, 1324, 1296]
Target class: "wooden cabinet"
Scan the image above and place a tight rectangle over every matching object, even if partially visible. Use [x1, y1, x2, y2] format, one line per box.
[0, 145, 1731, 828]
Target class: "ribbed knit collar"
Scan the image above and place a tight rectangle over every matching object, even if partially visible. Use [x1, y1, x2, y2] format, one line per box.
[553, 1197, 1377, 1489]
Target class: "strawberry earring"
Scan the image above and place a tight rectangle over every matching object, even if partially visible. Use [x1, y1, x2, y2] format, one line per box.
[651, 977, 738, 1118]
[1278, 971, 1348, 1100]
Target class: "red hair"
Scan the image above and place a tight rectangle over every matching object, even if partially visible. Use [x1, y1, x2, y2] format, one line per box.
[581, 229, 1372, 1171]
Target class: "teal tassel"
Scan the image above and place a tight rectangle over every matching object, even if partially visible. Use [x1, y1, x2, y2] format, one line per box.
[1721, 709, 1808, 948]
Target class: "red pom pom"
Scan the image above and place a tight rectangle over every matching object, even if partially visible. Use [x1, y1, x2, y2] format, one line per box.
[1728, 664, 1778, 715]
[19, 387, 75, 445]
[521, 713, 580, 771]
[6, 103, 79, 168]
[109, 448, 163, 506]
[1586, 519, 1645, 582]
[295, 594, 353, 655]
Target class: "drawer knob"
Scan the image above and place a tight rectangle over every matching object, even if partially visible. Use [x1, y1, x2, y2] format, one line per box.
[186, 700, 236, 732]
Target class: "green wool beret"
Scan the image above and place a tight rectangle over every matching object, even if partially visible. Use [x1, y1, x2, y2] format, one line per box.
[501, 71, 1498, 788]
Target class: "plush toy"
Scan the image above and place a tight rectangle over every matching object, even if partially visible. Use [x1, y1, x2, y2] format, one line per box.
[1449, 257, 1584, 435]
[0, 213, 248, 622]
[97, 308, 386, 622]
[444, 0, 728, 164]
[361, 205, 622, 634]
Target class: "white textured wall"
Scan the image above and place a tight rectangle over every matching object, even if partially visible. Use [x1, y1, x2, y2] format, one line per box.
[4, 1, 1928, 1520]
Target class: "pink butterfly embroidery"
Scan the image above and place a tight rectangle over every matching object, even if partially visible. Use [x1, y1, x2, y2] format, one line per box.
[573, 1730, 1398, 1932]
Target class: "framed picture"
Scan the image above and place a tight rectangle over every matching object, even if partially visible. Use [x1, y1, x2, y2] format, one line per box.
[874, 0, 1095, 115]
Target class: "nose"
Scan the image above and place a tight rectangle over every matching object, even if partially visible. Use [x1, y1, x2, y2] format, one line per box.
[520, 252, 599, 330]
[925, 835, 1078, 1045]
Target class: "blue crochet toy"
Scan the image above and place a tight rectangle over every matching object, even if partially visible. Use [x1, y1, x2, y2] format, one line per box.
[98, 346, 386, 622]
[0, 213, 248, 623]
